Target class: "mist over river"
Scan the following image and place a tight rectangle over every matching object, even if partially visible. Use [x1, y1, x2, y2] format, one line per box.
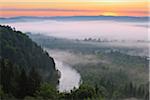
[46, 49, 81, 92]
[54, 60, 81, 92]
[1, 16, 149, 92]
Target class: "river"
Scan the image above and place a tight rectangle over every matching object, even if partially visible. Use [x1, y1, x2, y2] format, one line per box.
[54, 59, 81, 92]
[46, 49, 81, 92]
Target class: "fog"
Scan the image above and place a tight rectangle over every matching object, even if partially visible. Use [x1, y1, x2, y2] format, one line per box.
[2, 19, 148, 41]
[46, 49, 81, 92]
[54, 59, 81, 92]
[46, 48, 107, 92]
[46, 49, 110, 67]
[1, 18, 149, 92]
[0, 17, 148, 95]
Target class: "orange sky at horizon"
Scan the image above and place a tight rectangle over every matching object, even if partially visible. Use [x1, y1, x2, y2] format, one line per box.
[0, 0, 149, 17]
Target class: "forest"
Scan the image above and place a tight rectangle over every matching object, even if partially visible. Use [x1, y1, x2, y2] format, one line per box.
[0, 25, 59, 99]
[0, 25, 149, 100]
[29, 33, 149, 100]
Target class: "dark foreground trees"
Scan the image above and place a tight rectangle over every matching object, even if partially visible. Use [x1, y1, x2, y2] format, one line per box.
[0, 25, 58, 85]
[0, 25, 58, 99]
[0, 59, 42, 99]
[0, 59, 98, 99]
[0, 55, 148, 100]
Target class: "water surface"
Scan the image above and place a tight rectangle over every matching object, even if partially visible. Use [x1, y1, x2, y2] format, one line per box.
[46, 49, 81, 92]
[54, 59, 81, 92]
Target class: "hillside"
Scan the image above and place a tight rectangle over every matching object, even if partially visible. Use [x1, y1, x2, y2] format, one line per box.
[0, 25, 59, 99]
[0, 25, 58, 82]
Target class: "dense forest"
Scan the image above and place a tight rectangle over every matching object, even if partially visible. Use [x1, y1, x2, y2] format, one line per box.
[0, 25, 110, 100]
[0, 25, 59, 82]
[0, 25, 59, 99]
[74, 51, 149, 100]
[0, 25, 149, 100]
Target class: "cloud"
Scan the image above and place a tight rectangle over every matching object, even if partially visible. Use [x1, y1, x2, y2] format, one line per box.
[1, 8, 148, 14]
[0, 8, 100, 12]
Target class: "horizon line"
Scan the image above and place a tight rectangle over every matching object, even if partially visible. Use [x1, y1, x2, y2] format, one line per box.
[0, 15, 149, 19]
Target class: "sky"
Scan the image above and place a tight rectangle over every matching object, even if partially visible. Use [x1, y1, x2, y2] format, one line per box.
[0, 0, 149, 17]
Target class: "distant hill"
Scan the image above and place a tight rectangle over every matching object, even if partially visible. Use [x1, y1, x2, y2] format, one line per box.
[0, 25, 58, 84]
[0, 16, 148, 23]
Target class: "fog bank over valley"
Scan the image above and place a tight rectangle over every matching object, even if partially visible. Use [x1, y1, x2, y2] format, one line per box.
[1, 17, 149, 41]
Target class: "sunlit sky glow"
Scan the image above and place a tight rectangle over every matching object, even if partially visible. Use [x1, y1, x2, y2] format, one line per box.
[0, 0, 149, 17]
